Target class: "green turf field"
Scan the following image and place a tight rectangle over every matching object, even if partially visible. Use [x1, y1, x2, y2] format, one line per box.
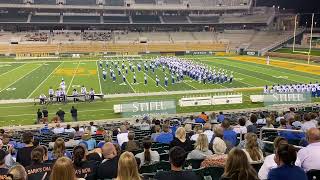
[0, 55, 319, 126]
[275, 48, 320, 56]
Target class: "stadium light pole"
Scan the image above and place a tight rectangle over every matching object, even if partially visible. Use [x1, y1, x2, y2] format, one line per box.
[292, 14, 298, 52]
[307, 13, 314, 64]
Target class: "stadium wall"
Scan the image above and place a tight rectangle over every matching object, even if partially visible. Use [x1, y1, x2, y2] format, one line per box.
[266, 52, 320, 62]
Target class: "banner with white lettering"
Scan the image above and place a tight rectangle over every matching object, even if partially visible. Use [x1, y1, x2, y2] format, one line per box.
[114, 100, 176, 118]
[263, 93, 312, 106]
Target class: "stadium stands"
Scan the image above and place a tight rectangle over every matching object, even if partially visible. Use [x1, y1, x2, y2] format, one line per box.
[0, 11, 29, 22]
[132, 15, 161, 23]
[103, 16, 130, 23]
[105, 0, 124, 6]
[162, 15, 189, 23]
[189, 15, 220, 23]
[30, 15, 60, 23]
[135, 0, 156, 4]
[33, 0, 56, 4]
[63, 15, 101, 24]
[0, 0, 23, 4]
[66, 0, 97, 5]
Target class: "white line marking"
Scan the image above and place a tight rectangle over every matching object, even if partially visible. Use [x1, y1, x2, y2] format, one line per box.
[0, 64, 26, 77]
[67, 61, 81, 93]
[144, 72, 168, 92]
[0, 64, 43, 94]
[96, 61, 103, 94]
[27, 62, 64, 99]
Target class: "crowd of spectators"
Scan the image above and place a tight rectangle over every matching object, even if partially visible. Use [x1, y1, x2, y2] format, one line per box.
[0, 107, 318, 180]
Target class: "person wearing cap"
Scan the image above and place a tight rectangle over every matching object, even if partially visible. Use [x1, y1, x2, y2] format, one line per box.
[80, 133, 96, 151]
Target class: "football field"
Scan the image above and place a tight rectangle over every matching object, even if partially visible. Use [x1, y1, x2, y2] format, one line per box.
[0, 55, 319, 126]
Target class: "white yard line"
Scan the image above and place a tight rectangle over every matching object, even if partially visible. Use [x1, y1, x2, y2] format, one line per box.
[0, 64, 43, 94]
[96, 61, 103, 94]
[67, 61, 81, 94]
[27, 62, 64, 99]
[0, 63, 27, 77]
[126, 79, 137, 93]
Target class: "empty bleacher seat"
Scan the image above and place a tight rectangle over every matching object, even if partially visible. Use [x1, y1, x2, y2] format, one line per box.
[162, 16, 188, 23]
[105, 0, 124, 6]
[132, 15, 160, 23]
[103, 16, 130, 23]
[0, 12, 29, 22]
[189, 16, 220, 23]
[30, 15, 60, 23]
[0, 0, 23, 4]
[63, 16, 101, 23]
[66, 0, 96, 5]
[135, 0, 155, 4]
[33, 0, 56, 4]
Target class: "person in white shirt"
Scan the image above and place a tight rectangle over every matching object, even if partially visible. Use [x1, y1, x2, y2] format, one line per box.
[296, 128, 320, 172]
[89, 122, 97, 134]
[48, 87, 54, 101]
[117, 125, 129, 147]
[233, 117, 248, 134]
[140, 120, 151, 131]
[190, 125, 203, 142]
[258, 137, 288, 180]
[135, 137, 160, 167]
[257, 113, 267, 125]
[203, 123, 214, 143]
[53, 123, 65, 134]
[301, 113, 316, 132]
[64, 124, 76, 133]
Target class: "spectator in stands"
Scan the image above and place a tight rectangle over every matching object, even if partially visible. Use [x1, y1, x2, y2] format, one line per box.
[184, 124, 194, 139]
[0, 150, 8, 178]
[53, 123, 65, 134]
[56, 108, 65, 122]
[258, 137, 288, 180]
[217, 112, 225, 123]
[65, 124, 76, 133]
[115, 152, 141, 180]
[135, 137, 160, 166]
[195, 112, 208, 123]
[7, 165, 27, 180]
[279, 118, 291, 129]
[97, 143, 118, 179]
[49, 138, 71, 160]
[117, 125, 129, 147]
[25, 146, 52, 180]
[40, 123, 52, 134]
[121, 132, 140, 152]
[154, 146, 200, 180]
[133, 119, 142, 129]
[221, 148, 258, 180]
[268, 144, 307, 180]
[297, 128, 320, 172]
[81, 133, 96, 151]
[74, 126, 84, 138]
[16, 132, 34, 167]
[276, 113, 284, 123]
[233, 117, 247, 134]
[187, 134, 212, 160]
[88, 122, 97, 134]
[151, 125, 161, 142]
[242, 133, 264, 163]
[203, 123, 214, 143]
[97, 131, 114, 148]
[190, 125, 203, 141]
[70, 106, 78, 122]
[73, 145, 97, 180]
[209, 112, 217, 123]
[140, 120, 151, 131]
[263, 117, 274, 128]
[50, 157, 83, 180]
[156, 124, 173, 144]
[201, 134, 227, 168]
[221, 119, 237, 147]
[247, 114, 258, 134]
[310, 113, 319, 126]
[95, 126, 106, 135]
[301, 113, 316, 132]
[257, 113, 267, 124]
[65, 133, 80, 148]
[170, 127, 193, 152]
[284, 107, 296, 121]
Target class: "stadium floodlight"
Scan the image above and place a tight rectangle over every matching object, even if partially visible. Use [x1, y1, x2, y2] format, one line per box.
[292, 13, 315, 64]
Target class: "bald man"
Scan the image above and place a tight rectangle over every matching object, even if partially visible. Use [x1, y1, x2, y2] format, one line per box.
[97, 143, 118, 179]
[296, 128, 320, 171]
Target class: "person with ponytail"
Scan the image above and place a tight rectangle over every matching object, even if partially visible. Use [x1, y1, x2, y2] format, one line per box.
[267, 144, 307, 180]
[25, 146, 52, 180]
[135, 137, 160, 166]
[241, 133, 264, 163]
[72, 145, 98, 180]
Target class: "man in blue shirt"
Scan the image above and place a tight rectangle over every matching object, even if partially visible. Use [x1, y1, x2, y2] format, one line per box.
[221, 119, 237, 146]
[156, 124, 173, 144]
[217, 112, 225, 123]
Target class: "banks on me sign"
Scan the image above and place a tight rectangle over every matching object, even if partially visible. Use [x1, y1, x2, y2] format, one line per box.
[113, 100, 176, 118]
[263, 93, 312, 106]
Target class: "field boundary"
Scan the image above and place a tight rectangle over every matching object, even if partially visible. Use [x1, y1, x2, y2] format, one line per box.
[0, 86, 263, 104]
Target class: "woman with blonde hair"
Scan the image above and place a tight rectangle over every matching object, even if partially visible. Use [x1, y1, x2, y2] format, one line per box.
[116, 152, 141, 180]
[49, 138, 71, 160]
[187, 134, 212, 160]
[221, 148, 258, 180]
[242, 133, 264, 163]
[6, 165, 27, 180]
[50, 157, 85, 180]
[170, 127, 193, 152]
